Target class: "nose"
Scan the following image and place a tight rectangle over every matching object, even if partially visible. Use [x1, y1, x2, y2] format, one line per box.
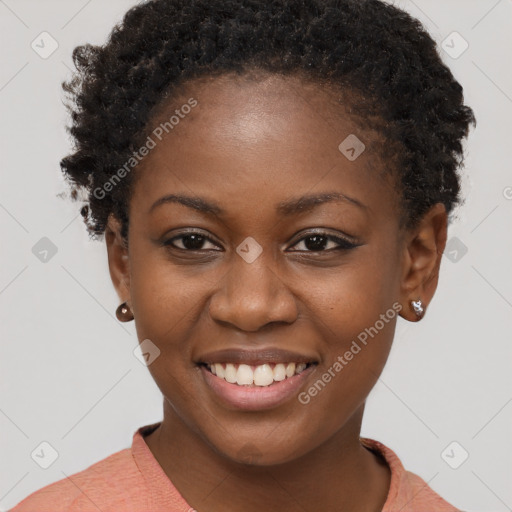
[208, 252, 299, 332]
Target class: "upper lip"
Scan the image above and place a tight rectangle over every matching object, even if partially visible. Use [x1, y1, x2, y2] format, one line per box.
[197, 348, 318, 366]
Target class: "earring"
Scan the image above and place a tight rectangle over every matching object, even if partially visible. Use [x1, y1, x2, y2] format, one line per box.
[410, 299, 425, 320]
[116, 301, 134, 322]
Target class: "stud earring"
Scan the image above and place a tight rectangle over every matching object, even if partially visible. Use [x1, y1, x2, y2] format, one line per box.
[116, 301, 134, 322]
[410, 299, 425, 320]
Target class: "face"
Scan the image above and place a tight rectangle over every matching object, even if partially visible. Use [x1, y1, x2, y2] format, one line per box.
[106, 73, 446, 465]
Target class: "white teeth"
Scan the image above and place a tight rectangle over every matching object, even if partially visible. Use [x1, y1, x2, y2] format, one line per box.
[253, 364, 274, 386]
[206, 362, 310, 386]
[215, 363, 225, 378]
[273, 363, 286, 381]
[296, 363, 307, 374]
[224, 363, 237, 383]
[236, 364, 253, 385]
[285, 363, 296, 378]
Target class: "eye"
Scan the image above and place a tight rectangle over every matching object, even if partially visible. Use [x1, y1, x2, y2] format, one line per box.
[162, 231, 221, 251]
[288, 232, 359, 252]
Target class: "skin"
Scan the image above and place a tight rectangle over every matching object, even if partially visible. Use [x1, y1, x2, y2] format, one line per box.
[105, 72, 447, 512]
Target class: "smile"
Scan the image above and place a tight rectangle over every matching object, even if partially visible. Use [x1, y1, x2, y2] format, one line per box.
[196, 347, 319, 410]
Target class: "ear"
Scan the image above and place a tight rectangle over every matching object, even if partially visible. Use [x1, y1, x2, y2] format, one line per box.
[398, 203, 448, 322]
[105, 214, 131, 305]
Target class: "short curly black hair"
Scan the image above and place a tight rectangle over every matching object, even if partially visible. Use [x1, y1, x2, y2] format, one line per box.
[60, 0, 476, 242]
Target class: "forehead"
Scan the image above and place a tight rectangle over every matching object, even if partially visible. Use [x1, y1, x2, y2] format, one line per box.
[130, 73, 398, 225]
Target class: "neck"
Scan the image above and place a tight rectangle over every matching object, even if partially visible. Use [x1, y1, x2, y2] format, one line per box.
[144, 400, 390, 512]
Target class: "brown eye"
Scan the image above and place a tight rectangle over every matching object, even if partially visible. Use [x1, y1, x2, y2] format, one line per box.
[163, 232, 220, 251]
[289, 233, 358, 252]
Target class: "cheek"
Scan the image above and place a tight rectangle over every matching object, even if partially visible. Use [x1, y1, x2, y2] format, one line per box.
[128, 254, 209, 405]
[296, 282, 398, 444]
[305, 245, 400, 333]
[298, 248, 400, 400]
[129, 245, 211, 342]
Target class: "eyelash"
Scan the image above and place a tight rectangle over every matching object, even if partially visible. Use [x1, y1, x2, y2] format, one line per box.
[162, 230, 359, 253]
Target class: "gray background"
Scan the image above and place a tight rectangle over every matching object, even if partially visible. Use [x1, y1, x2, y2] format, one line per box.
[1, 0, 511, 510]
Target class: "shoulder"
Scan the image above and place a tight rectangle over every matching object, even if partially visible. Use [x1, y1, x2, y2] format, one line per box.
[397, 469, 462, 511]
[361, 438, 462, 512]
[9, 446, 148, 512]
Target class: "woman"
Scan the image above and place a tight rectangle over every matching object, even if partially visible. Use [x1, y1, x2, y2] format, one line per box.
[11, 0, 475, 510]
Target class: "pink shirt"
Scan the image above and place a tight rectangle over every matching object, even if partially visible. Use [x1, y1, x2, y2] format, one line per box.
[10, 422, 460, 511]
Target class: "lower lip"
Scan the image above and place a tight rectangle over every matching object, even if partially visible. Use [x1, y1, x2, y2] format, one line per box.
[199, 364, 316, 411]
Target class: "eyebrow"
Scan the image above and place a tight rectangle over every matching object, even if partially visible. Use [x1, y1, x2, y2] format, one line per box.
[148, 192, 368, 216]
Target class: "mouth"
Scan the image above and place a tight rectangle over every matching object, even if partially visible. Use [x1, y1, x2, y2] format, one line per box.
[196, 348, 318, 411]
